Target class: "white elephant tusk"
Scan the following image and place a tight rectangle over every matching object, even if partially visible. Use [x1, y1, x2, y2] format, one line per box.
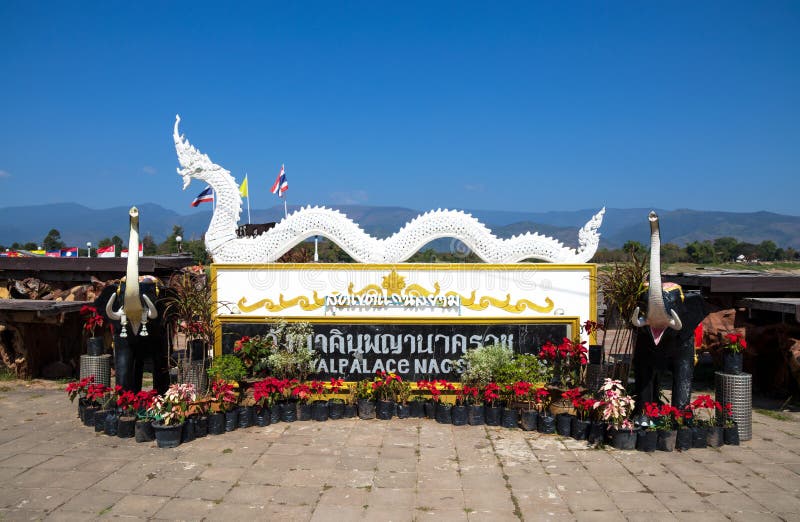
[105, 294, 122, 321]
[668, 309, 683, 331]
[142, 294, 158, 320]
[631, 306, 647, 328]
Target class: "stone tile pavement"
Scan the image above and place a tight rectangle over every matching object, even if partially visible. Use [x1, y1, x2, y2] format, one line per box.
[1, 382, 799, 521]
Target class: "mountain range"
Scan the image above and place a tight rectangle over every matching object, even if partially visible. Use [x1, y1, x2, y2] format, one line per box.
[2, 203, 800, 250]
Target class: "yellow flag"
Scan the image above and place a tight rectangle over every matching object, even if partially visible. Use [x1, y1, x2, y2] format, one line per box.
[239, 175, 249, 197]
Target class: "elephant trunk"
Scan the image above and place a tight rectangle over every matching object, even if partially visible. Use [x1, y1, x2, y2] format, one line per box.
[123, 207, 144, 335]
[644, 211, 682, 345]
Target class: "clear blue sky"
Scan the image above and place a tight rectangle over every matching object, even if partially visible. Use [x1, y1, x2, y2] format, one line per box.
[1, 2, 798, 215]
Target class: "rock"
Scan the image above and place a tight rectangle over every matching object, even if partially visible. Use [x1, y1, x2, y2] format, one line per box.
[41, 361, 73, 379]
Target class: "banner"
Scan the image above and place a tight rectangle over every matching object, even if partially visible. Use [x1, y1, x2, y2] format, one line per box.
[97, 245, 116, 258]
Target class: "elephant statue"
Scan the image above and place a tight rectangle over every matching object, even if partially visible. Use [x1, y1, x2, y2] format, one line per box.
[631, 211, 706, 410]
[96, 207, 170, 394]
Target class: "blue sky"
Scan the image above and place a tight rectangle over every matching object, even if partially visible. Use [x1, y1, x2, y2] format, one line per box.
[1, 2, 798, 216]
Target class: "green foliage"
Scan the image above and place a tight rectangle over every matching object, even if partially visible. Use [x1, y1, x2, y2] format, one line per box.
[207, 354, 246, 382]
[495, 354, 551, 386]
[42, 229, 65, 251]
[266, 320, 316, 381]
[458, 343, 515, 386]
[598, 252, 648, 325]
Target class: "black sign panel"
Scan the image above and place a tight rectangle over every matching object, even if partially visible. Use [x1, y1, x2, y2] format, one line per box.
[221, 321, 568, 380]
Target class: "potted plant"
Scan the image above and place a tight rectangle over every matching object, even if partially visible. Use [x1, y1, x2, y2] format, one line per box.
[483, 382, 502, 426]
[448, 385, 467, 426]
[501, 382, 528, 429]
[237, 395, 256, 430]
[355, 378, 376, 420]
[534, 387, 555, 434]
[721, 402, 740, 445]
[115, 389, 139, 438]
[266, 320, 316, 382]
[80, 305, 106, 356]
[208, 379, 238, 434]
[65, 376, 95, 422]
[133, 390, 159, 442]
[86, 384, 114, 434]
[513, 382, 537, 431]
[416, 380, 437, 419]
[596, 378, 637, 450]
[638, 403, 664, 452]
[556, 388, 582, 436]
[570, 395, 595, 441]
[343, 380, 358, 418]
[252, 377, 278, 426]
[206, 354, 247, 385]
[233, 335, 275, 378]
[150, 383, 197, 448]
[373, 371, 403, 420]
[278, 378, 299, 422]
[309, 380, 329, 421]
[395, 379, 413, 419]
[675, 406, 693, 451]
[433, 380, 455, 424]
[459, 385, 484, 425]
[689, 394, 718, 448]
[538, 338, 587, 415]
[326, 378, 346, 419]
[721, 332, 747, 375]
[646, 403, 682, 452]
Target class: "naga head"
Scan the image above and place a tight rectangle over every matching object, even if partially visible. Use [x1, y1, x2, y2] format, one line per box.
[631, 210, 683, 345]
[173, 114, 220, 191]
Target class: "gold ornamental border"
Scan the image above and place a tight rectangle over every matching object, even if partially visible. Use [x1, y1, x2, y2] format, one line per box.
[210, 263, 597, 355]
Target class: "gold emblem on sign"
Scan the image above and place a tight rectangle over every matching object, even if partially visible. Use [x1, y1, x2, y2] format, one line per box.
[236, 270, 554, 314]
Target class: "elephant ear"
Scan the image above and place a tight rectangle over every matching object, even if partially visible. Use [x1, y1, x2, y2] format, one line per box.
[94, 284, 122, 322]
[677, 291, 706, 342]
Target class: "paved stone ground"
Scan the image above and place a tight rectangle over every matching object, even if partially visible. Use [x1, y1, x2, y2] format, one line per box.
[1, 382, 799, 521]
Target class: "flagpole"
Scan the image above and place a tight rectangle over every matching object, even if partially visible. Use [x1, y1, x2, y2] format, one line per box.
[245, 172, 252, 225]
[283, 198, 288, 219]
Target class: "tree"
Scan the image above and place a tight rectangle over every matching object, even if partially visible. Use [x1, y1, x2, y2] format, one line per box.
[22, 242, 39, 251]
[713, 237, 739, 263]
[686, 241, 716, 264]
[661, 243, 688, 264]
[756, 240, 778, 262]
[42, 229, 65, 251]
[622, 240, 646, 257]
[141, 234, 157, 256]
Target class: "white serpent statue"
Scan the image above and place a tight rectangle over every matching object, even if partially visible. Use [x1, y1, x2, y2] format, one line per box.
[174, 115, 605, 264]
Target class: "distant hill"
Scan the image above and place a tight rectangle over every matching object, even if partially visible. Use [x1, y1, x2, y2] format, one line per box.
[2, 203, 800, 250]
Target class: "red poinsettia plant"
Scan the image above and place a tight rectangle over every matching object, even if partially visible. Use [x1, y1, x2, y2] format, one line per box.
[210, 380, 238, 413]
[538, 337, 588, 389]
[643, 402, 685, 431]
[372, 371, 405, 402]
[459, 385, 482, 406]
[505, 381, 533, 409]
[722, 332, 747, 353]
[253, 377, 287, 407]
[482, 382, 501, 407]
[65, 376, 95, 402]
[291, 382, 312, 404]
[532, 387, 551, 413]
[418, 379, 455, 404]
[689, 394, 721, 427]
[79, 305, 105, 337]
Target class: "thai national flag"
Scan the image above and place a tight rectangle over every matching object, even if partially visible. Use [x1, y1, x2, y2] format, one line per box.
[61, 247, 78, 257]
[191, 186, 214, 207]
[270, 164, 288, 198]
[46, 251, 61, 257]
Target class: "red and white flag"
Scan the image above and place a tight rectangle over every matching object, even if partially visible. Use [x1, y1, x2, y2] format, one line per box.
[97, 245, 116, 258]
[270, 164, 288, 198]
[121, 244, 143, 258]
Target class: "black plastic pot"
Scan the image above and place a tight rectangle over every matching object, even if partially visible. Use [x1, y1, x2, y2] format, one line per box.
[587, 421, 606, 444]
[94, 409, 111, 433]
[707, 426, 724, 448]
[451, 404, 468, 426]
[182, 418, 196, 443]
[357, 399, 376, 420]
[520, 410, 538, 431]
[86, 336, 105, 356]
[280, 401, 298, 422]
[343, 403, 357, 418]
[555, 413, 573, 436]
[435, 403, 453, 424]
[312, 400, 329, 421]
[195, 415, 208, 437]
[570, 417, 590, 440]
[208, 412, 226, 435]
[188, 339, 207, 361]
[117, 415, 136, 438]
[485, 405, 502, 426]
[153, 421, 183, 449]
[83, 404, 99, 427]
[676, 427, 693, 451]
[722, 351, 743, 375]
[224, 409, 239, 431]
[657, 429, 677, 452]
[537, 413, 556, 434]
[297, 403, 312, 421]
[237, 406, 254, 429]
[376, 400, 395, 420]
[610, 428, 638, 450]
[410, 400, 425, 418]
[691, 426, 708, 449]
[77, 398, 88, 422]
[103, 411, 119, 436]
[724, 424, 740, 445]
[468, 404, 485, 426]
[636, 429, 658, 452]
[501, 408, 519, 429]
[424, 400, 436, 419]
[254, 406, 271, 427]
[588, 344, 603, 365]
[328, 399, 345, 420]
[134, 419, 155, 442]
[270, 406, 282, 424]
[397, 403, 411, 419]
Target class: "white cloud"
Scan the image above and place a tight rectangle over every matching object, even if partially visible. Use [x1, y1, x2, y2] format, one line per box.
[0, 169, 10, 178]
[142, 166, 157, 175]
[330, 190, 369, 205]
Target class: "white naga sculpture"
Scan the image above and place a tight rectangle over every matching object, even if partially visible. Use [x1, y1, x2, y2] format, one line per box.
[174, 115, 605, 264]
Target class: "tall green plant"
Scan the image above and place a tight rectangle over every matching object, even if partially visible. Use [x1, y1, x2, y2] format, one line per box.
[458, 343, 514, 386]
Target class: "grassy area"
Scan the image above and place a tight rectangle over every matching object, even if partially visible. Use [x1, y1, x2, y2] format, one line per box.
[755, 408, 795, 422]
[0, 367, 16, 381]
